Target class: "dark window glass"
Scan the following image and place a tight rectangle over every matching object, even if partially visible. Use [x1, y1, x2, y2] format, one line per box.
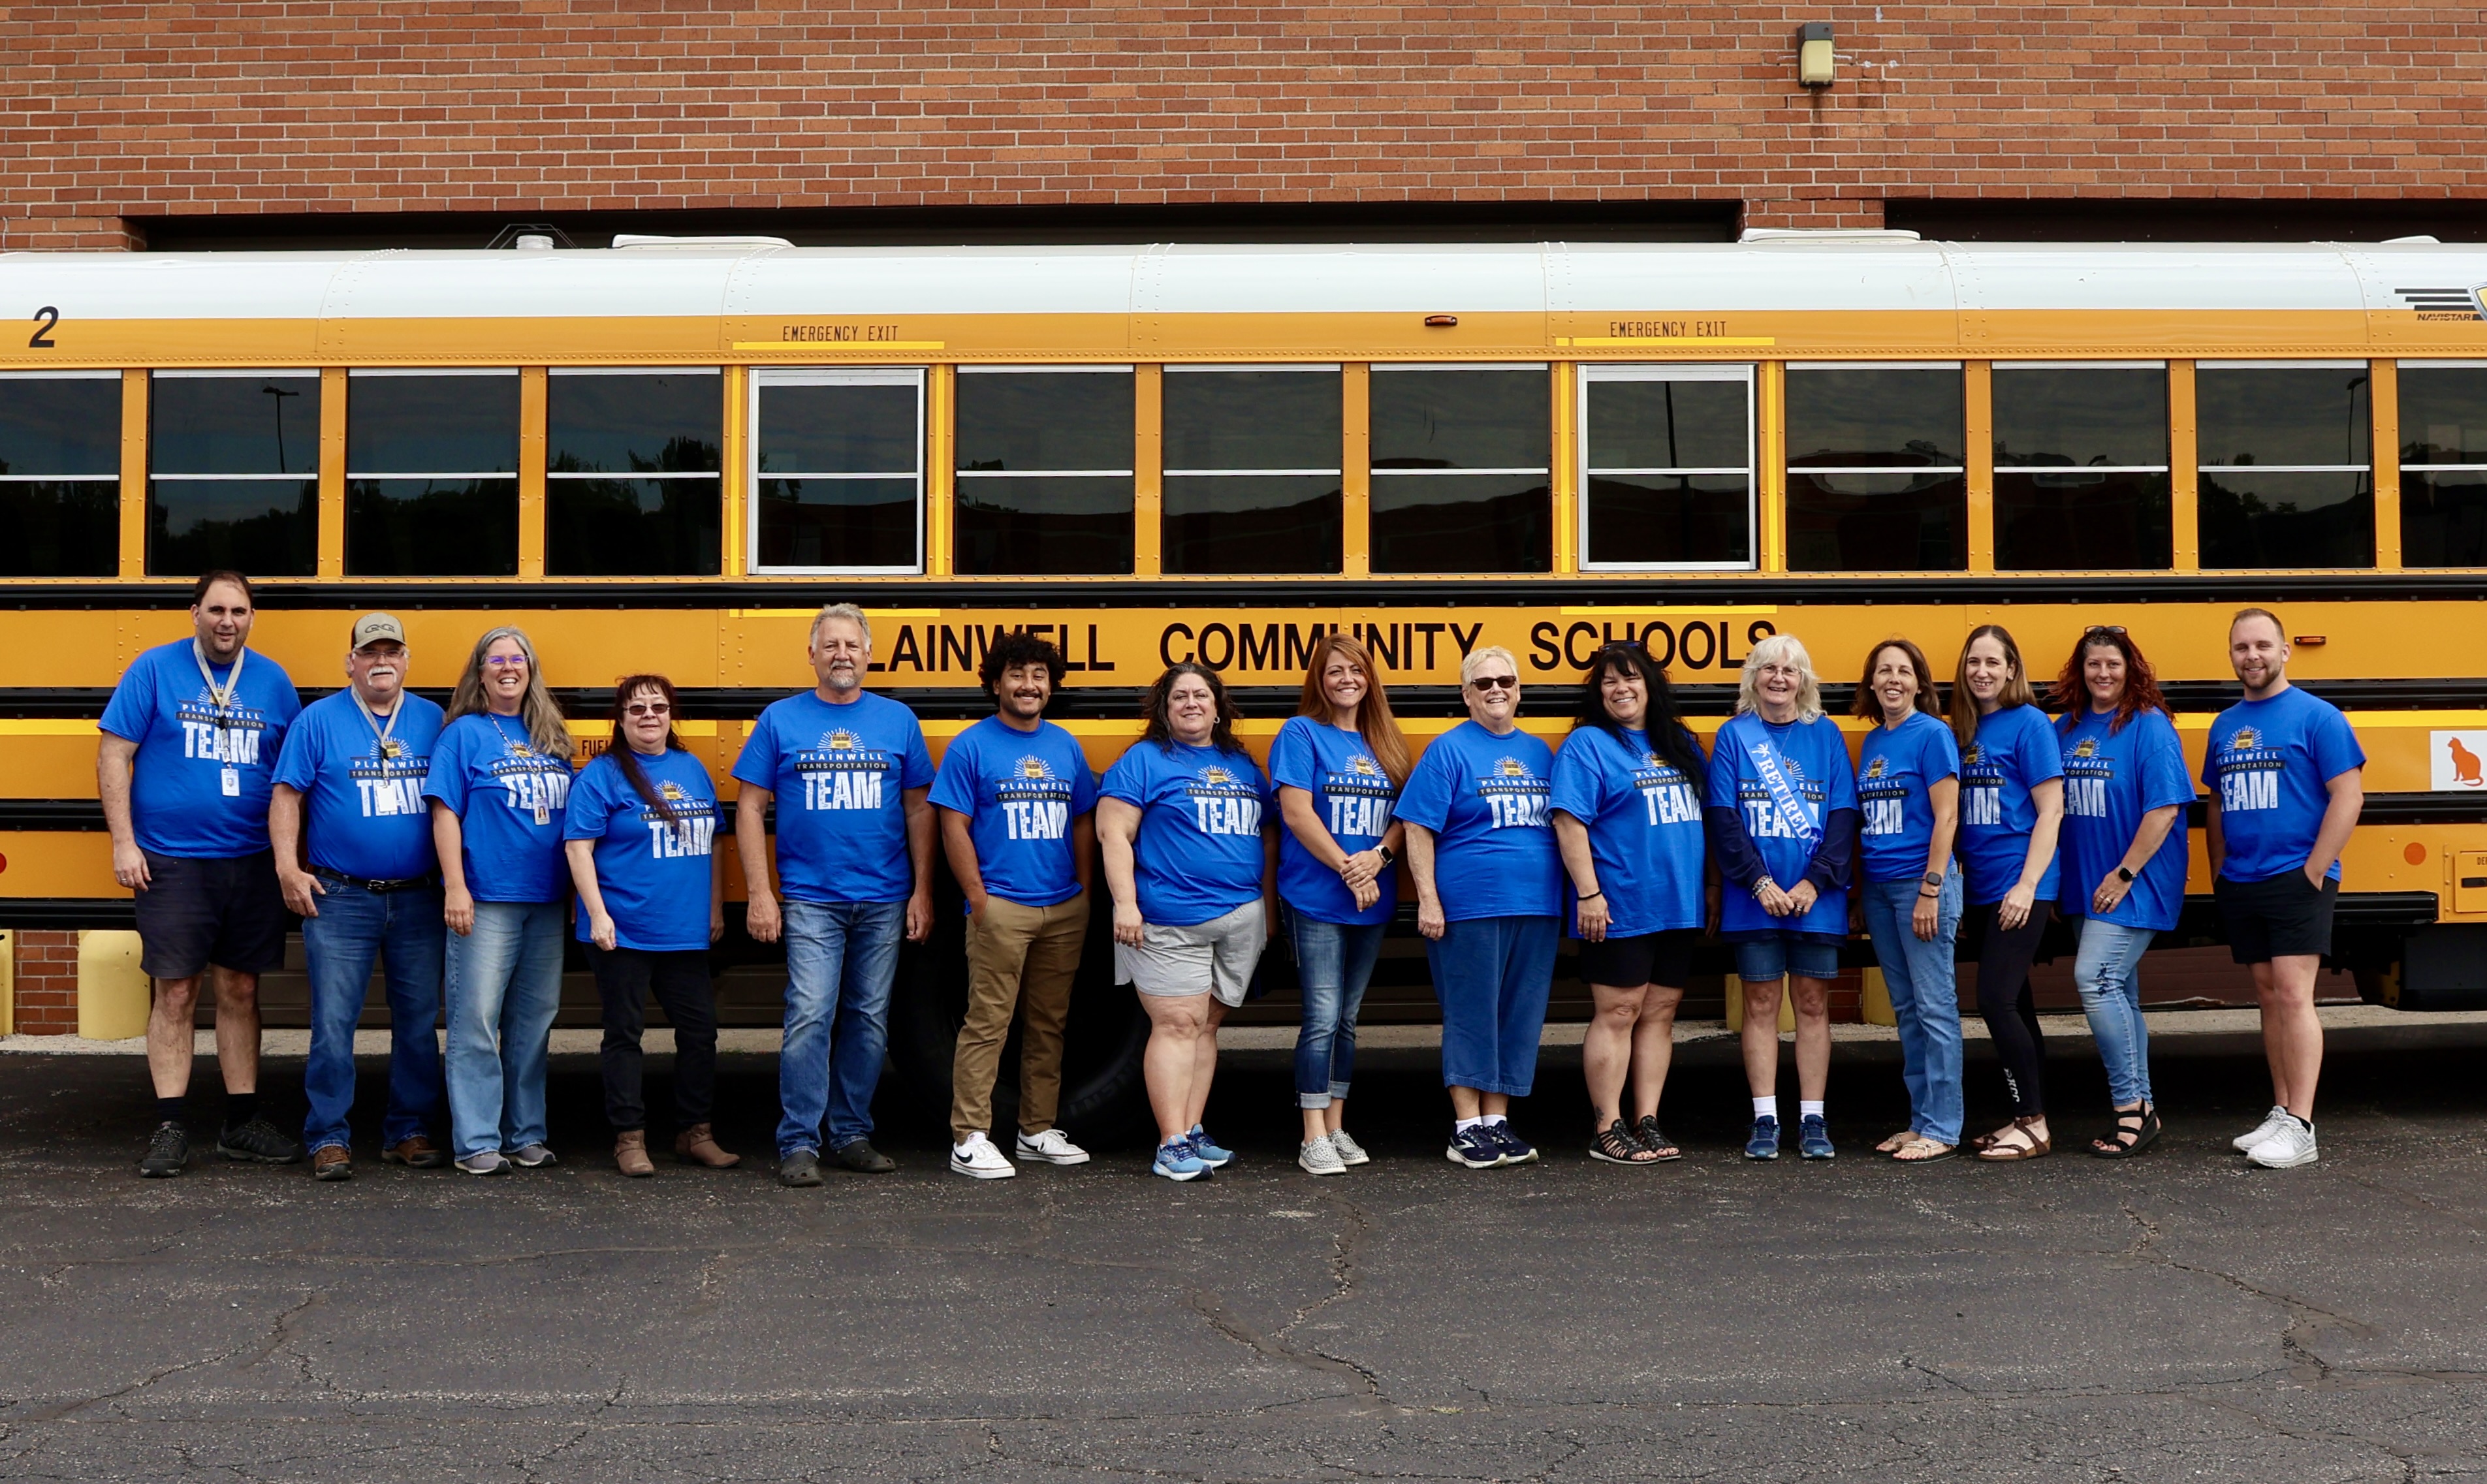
[1586, 378, 1749, 471]
[2197, 366, 2370, 469]
[548, 373, 720, 473]
[2198, 471, 2373, 569]
[1586, 476, 1752, 566]
[346, 374, 518, 474]
[0, 375, 119, 576]
[756, 383, 918, 477]
[152, 374, 319, 475]
[1785, 368, 1965, 571]
[2197, 366, 2373, 569]
[545, 371, 721, 576]
[148, 373, 321, 577]
[755, 479, 917, 569]
[955, 370, 1133, 575]
[1163, 369, 1341, 575]
[1583, 375, 1752, 567]
[1993, 367, 2168, 468]
[345, 373, 520, 576]
[2398, 368, 2487, 566]
[547, 478, 721, 576]
[2403, 471, 2487, 567]
[1370, 369, 1548, 574]
[347, 479, 520, 576]
[753, 377, 921, 571]
[1993, 472, 2172, 571]
[1993, 368, 2171, 570]
[2400, 368, 2487, 464]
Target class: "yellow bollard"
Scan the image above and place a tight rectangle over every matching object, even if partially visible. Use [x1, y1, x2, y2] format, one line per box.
[77, 930, 150, 1041]
[1861, 966, 1897, 1026]
[1723, 977, 1798, 1034]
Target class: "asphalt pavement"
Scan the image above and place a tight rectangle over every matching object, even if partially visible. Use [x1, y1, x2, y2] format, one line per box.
[2, 1024, 2484, 1483]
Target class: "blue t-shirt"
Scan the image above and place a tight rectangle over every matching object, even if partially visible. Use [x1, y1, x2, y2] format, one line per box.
[1707, 712, 1856, 936]
[270, 689, 445, 883]
[1550, 724, 1707, 938]
[2059, 707, 2194, 930]
[1100, 740, 1270, 927]
[2202, 686, 2366, 884]
[927, 715, 1100, 909]
[565, 748, 720, 953]
[420, 712, 576, 903]
[99, 640, 301, 859]
[1395, 721, 1560, 921]
[1856, 710, 1962, 886]
[732, 689, 935, 906]
[1959, 704, 2065, 906]
[1268, 715, 1400, 926]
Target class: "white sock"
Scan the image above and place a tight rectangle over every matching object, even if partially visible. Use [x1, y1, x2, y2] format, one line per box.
[1800, 1100, 1825, 1120]
[1455, 1116, 1483, 1133]
[1482, 1114, 1509, 1128]
[1752, 1096, 1779, 1120]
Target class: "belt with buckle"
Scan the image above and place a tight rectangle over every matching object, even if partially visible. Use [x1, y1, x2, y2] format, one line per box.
[311, 868, 441, 894]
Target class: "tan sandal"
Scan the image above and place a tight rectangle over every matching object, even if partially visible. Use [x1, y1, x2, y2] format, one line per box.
[1875, 1129, 1916, 1155]
[1892, 1137, 1956, 1163]
[1975, 1116, 2051, 1161]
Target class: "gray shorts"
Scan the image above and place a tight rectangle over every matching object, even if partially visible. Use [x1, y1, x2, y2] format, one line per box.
[1115, 899, 1266, 1007]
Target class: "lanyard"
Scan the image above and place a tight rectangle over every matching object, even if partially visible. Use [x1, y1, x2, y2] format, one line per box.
[488, 713, 543, 766]
[352, 689, 404, 758]
[191, 639, 244, 730]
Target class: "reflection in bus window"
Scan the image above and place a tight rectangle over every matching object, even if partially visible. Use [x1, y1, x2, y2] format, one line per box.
[955, 367, 1134, 575]
[151, 371, 320, 578]
[1580, 366, 1752, 569]
[2198, 362, 2373, 569]
[1993, 364, 2171, 571]
[1162, 367, 1341, 575]
[346, 370, 520, 576]
[547, 370, 722, 576]
[1785, 364, 1966, 571]
[2398, 363, 2487, 567]
[752, 370, 923, 574]
[1369, 366, 1549, 573]
[0, 371, 120, 577]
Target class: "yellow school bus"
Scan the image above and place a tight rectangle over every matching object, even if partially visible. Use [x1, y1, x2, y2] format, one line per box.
[4, 235, 2482, 1122]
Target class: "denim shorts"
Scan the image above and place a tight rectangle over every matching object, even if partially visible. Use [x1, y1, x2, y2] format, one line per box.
[1732, 930, 1841, 983]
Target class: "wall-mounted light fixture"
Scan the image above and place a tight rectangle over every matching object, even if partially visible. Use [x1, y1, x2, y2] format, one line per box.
[1798, 23, 1835, 88]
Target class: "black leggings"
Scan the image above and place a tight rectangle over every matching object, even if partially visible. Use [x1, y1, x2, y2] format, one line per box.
[1967, 900, 2052, 1118]
[591, 945, 719, 1133]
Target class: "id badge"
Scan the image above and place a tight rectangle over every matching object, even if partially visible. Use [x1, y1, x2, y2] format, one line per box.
[533, 799, 551, 826]
[221, 766, 241, 797]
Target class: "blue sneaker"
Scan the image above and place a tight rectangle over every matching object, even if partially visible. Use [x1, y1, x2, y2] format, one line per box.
[1152, 1138, 1209, 1182]
[1798, 1114, 1835, 1160]
[1186, 1124, 1233, 1169]
[1444, 1125, 1505, 1169]
[1745, 1114, 1782, 1160]
[1487, 1122, 1539, 1165]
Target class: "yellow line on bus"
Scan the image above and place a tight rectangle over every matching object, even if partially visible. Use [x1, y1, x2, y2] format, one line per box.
[1557, 337, 1777, 347]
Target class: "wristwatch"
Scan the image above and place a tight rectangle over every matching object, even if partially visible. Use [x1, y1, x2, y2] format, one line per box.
[2117, 866, 2136, 883]
[1376, 845, 1397, 867]
[1922, 872, 1944, 888]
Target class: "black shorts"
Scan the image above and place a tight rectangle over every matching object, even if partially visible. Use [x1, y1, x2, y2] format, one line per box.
[1574, 928, 1699, 989]
[2215, 871, 2338, 964]
[132, 849, 290, 979]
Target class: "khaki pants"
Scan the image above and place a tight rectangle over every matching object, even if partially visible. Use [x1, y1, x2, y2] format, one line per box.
[953, 890, 1088, 1140]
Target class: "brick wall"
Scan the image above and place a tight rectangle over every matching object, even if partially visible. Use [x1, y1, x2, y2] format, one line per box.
[0, 4, 2477, 249]
[11, 930, 80, 1035]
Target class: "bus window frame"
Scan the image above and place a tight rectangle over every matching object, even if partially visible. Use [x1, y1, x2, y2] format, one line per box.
[2393, 358, 2487, 571]
[1159, 362, 1346, 576]
[341, 366, 523, 578]
[952, 362, 1137, 577]
[746, 366, 927, 578]
[0, 368, 124, 580]
[146, 366, 324, 578]
[1369, 360, 1553, 576]
[1989, 358, 2173, 573]
[2194, 357, 2375, 571]
[1576, 362, 1758, 573]
[543, 365, 725, 578]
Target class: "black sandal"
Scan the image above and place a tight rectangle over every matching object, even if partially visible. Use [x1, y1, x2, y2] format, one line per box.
[2090, 1104, 2162, 1159]
[1591, 1118, 1656, 1165]
[1633, 1114, 1683, 1162]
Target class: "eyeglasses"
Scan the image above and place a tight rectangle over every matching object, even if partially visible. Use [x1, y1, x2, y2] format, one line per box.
[2083, 625, 2127, 637]
[482, 654, 530, 669]
[624, 702, 671, 718]
[1468, 674, 1519, 692]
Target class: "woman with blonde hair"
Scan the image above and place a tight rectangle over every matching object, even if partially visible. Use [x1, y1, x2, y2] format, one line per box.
[1703, 633, 1857, 1161]
[1271, 633, 1410, 1175]
[421, 626, 575, 1175]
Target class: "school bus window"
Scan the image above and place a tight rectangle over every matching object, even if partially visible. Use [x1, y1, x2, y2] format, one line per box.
[1162, 366, 1342, 575]
[545, 368, 723, 577]
[1992, 362, 2171, 571]
[955, 366, 1135, 576]
[1784, 363, 1966, 572]
[2197, 361, 2373, 569]
[345, 369, 521, 576]
[1369, 364, 1550, 575]
[2396, 361, 2487, 567]
[750, 368, 923, 574]
[0, 370, 119, 578]
[148, 370, 320, 580]
[1580, 364, 1754, 571]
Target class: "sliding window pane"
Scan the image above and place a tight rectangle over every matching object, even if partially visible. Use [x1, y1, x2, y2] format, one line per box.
[1164, 370, 1339, 471]
[1786, 471, 1969, 572]
[1993, 366, 2170, 570]
[753, 373, 922, 573]
[1371, 368, 1548, 574]
[2403, 471, 2487, 567]
[1993, 472, 2172, 571]
[1585, 476, 1750, 566]
[2198, 470, 2373, 569]
[2198, 365, 2371, 569]
[1786, 368, 1965, 571]
[958, 371, 1133, 473]
[347, 374, 519, 475]
[2197, 367, 2369, 469]
[150, 373, 321, 577]
[0, 373, 119, 576]
[547, 371, 721, 576]
[956, 476, 1132, 576]
[347, 479, 520, 576]
[1161, 475, 1341, 575]
[2399, 367, 2487, 566]
[956, 370, 1133, 575]
[755, 479, 917, 569]
[1787, 368, 1963, 468]
[0, 482, 119, 577]
[153, 374, 319, 475]
[548, 372, 720, 475]
[547, 478, 721, 576]
[1582, 373, 1752, 567]
[0, 376, 119, 475]
[1163, 368, 1340, 575]
[345, 373, 519, 575]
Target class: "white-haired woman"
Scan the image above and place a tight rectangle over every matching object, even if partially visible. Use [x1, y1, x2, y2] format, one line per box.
[422, 626, 575, 1176]
[1398, 645, 1561, 1169]
[1703, 633, 1858, 1162]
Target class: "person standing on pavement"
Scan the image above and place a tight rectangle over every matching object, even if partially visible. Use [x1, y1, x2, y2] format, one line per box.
[1849, 638, 1965, 1165]
[1705, 633, 1856, 1163]
[1270, 633, 1407, 1177]
[1551, 642, 1709, 1167]
[2204, 608, 2364, 1171]
[422, 626, 574, 1176]
[566, 675, 737, 1178]
[1399, 646, 1562, 1171]
[103, 570, 306, 1178]
[930, 632, 1100, 1180]
[733, 603, 935, 1188]
[268, 612, 447, 1180]
[1100, 664, 1276, 1183]
[2051, 626, 2191, 1160]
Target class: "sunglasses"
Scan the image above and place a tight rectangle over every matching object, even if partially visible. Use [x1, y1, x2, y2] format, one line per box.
[624, 702, 672, 718]
[1468, 674, 1519, 692]
[2083, 625, 2127, 637]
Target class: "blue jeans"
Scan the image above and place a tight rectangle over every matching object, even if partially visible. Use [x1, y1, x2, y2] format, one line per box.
[1285, 906, 1386, 1111]
[2073, 917, 2157, 1107]
[443, 900, 567, 1160]
[1425, 915, 1557, 1097]
[1732, 930, 1842, 983]
[1859, 873, 1965, 1146]
[300, 881, 447, 1154]
[777, 899, 907, 1157]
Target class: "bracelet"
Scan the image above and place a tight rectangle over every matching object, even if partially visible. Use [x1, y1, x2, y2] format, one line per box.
[1577, 890, 1604, 902]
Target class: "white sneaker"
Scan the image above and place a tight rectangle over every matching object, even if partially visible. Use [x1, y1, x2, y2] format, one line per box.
[949, 1131, 1017, 1179]
[1326, 1128, 1370, 1167]
[2246, 1119, 2319, 1169]
[1298, 1134, 1347, 1176]
[1013, 1128, 1090, 1165]
[2233, 1105, 2292, 1153]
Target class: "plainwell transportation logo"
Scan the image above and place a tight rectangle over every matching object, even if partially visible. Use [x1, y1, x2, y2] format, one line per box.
[851, 610, 1782, 684]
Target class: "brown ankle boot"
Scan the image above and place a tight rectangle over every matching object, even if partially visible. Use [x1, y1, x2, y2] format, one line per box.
[674, 1124, 740, 1169]
[614, 1130, 655, 1178]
